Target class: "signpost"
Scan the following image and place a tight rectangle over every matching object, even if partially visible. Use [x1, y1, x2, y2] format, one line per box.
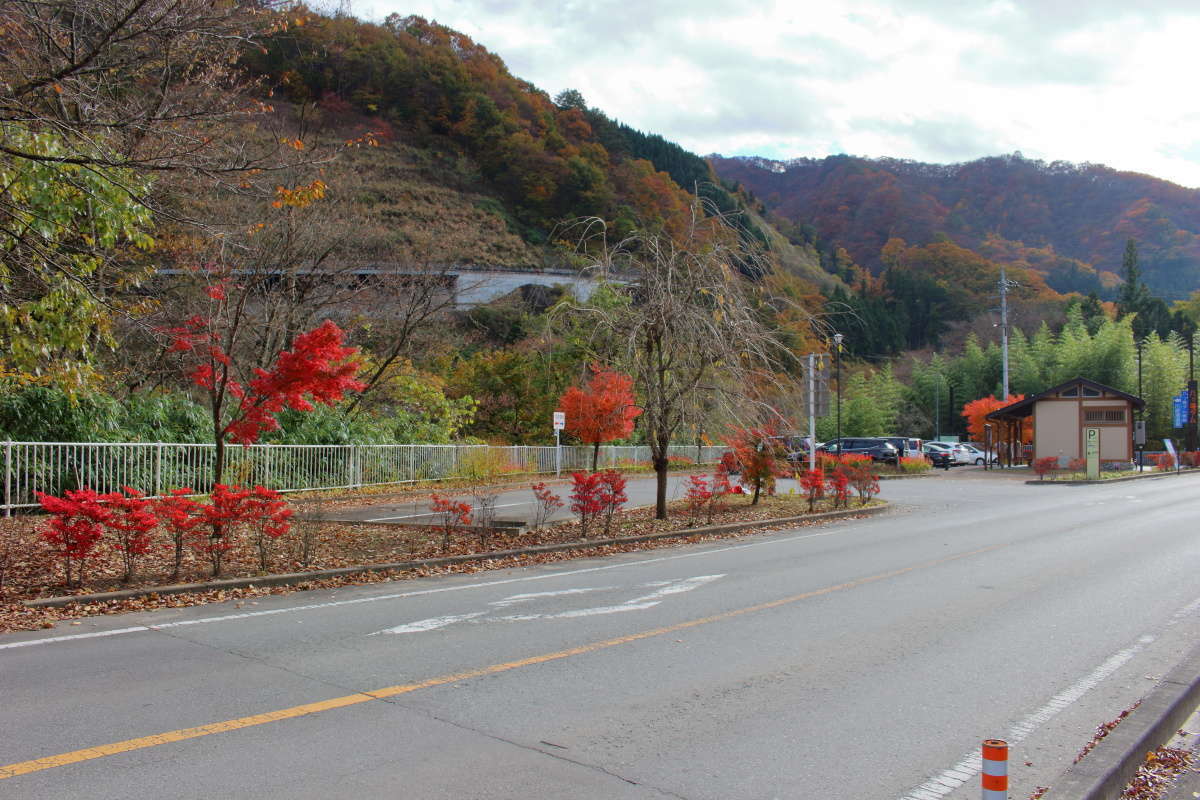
[553, 411, 565, 476]
[1084, 426, 1100, 480]
[805, 354, 831, 473]
[1134, 420, 1146, 471]
[1165, 438, 1179, 473]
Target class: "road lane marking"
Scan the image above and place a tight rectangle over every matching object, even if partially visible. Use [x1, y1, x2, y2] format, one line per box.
[0, 526, 859, 651]
[0, 544, 1003, 781]
[372, 575, 727, 634]
[370, 612, 489, 635]
[487, 587, 617, 608]
[896, 634, 1161, 800]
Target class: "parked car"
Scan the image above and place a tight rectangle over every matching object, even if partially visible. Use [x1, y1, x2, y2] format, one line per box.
[766, 434, 814, 465]
[960, 444, 998, 465]
[819, 437, 899, 464]
[921, 442, 954, 468]
[878, 436, 924, 459]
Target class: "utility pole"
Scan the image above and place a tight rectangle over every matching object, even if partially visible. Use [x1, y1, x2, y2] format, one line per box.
[934, 377, 940, 441]
[999, 267, 1016, 400]
[807, 352, 816, 473]
[1189, 332, 1197, 452]
[833, 333, 844, 447]
[1137, 337, 1145, 471]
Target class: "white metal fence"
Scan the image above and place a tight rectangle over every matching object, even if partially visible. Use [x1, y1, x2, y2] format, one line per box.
[1, 441, 728, 514]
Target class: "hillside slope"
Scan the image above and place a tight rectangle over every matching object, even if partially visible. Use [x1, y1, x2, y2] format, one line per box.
[711, 153, 1200, 298]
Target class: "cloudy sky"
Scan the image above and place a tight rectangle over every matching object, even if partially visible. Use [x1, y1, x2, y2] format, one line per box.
[353, 1, 1200, 188]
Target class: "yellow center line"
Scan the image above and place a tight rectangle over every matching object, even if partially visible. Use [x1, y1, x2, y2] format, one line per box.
[0, 542, 1004, 781]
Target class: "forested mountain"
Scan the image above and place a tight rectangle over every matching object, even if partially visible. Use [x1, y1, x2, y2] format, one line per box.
[238, 11, 830, 285]
[711, 153, 1200, 299]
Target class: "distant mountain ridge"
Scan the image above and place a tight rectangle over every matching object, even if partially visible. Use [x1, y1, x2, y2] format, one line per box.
[710, 152, 1200, 299]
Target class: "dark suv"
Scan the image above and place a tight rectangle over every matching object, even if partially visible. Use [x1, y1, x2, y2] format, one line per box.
[818, 437, 899, 464]
[877, 436, 921, 459]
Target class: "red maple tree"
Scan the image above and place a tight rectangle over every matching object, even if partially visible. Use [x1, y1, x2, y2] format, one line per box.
[168, 277, 366, 486]
[558, 365, 641, 471]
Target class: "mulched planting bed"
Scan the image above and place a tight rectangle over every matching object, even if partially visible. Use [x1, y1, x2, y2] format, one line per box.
[0, 492, 880, 634]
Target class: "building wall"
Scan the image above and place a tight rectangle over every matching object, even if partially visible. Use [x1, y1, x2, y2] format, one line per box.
[1035, 401, 1080, 464]
[1099, 425, 1130, 461]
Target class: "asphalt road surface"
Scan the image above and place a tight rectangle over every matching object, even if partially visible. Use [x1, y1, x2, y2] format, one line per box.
[4, 470, 1200, 799]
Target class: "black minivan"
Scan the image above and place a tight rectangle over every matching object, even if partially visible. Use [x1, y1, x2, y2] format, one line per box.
[817, 437, 899, 464]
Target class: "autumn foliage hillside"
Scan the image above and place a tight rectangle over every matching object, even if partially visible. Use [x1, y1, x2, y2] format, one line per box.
[242, 12, 707, 250]
[712, 153, 1200, 299]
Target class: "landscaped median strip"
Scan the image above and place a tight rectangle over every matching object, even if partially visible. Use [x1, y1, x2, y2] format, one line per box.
[22, 502, 890, 609]
[0, 536, 1000, 783]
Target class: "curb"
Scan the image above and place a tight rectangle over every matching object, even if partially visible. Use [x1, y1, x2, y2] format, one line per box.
[1048, 640, 1200, 799]
[1024, 471, 1192, 486]
[23, 503, 890, 609]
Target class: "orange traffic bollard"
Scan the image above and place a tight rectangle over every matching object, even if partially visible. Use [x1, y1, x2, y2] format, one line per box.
[982, 739, 1008, 799]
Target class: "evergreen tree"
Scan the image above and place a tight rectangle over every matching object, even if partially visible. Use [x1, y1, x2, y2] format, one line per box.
[1117, 238, 1152, 322]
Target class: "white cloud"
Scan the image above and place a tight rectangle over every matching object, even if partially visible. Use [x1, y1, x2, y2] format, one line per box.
[354, 0, 1200, 187]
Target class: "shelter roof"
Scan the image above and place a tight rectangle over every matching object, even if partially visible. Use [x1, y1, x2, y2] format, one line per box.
[985, 377, 1145, 421]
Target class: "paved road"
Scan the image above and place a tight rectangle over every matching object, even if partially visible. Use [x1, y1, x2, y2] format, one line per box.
[4, 471, 1200, 799]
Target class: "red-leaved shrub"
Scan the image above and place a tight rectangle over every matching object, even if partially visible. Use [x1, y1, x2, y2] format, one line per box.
[104, 487, 158, 583]
[430, 493, 472, 553]
[37, 488, 111, 588]
[1033, 456, 1059, 479]
[597, 470, 627, 536]
[569, 471, 605, 538]
[530, 482, 564, 528]
[155, 488, 204, 580]
[828, 469, 851, 509]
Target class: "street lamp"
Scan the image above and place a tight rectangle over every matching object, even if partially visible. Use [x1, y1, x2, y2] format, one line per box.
[833, 333, 844, 448]
[1136, 337, 1144, 471]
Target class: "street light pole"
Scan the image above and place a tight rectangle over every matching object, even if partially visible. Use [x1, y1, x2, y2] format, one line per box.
[833, 333, 844, 447]
[1137, 336, 1144, 471]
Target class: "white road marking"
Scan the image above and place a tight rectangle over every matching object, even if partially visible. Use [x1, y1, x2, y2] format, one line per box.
[0, 526, 853, 651]
[500, 575, 726, 621]
[371, 612, 488, 635]
[488, 587, 616, 608]
[897, 636, 1155, 799]
[371, 575, 726, 633]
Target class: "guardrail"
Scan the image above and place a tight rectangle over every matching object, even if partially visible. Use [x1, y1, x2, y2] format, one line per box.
[1, 441, 728, 514]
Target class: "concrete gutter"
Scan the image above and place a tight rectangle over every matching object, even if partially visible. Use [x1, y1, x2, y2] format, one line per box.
[23, 502, 889, 609]
[1048, 640, 1200, 799]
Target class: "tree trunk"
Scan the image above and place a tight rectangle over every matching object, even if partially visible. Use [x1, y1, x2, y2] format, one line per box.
[214, 436, 225, 487]
[591, 440, 601, 472]
[211, 426, 226, 575]
[654, 456, 669, 519]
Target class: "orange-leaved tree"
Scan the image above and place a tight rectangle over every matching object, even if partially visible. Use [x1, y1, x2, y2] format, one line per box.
[961, 394, 1026, 443]
[725, 422, 787, 505]
[558, 365, 642, 471]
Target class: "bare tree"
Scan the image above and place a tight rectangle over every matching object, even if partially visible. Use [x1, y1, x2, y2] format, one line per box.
[566, 212, 806, 519]
[0, 0, 345, 378]
[0, 0, 290, 175]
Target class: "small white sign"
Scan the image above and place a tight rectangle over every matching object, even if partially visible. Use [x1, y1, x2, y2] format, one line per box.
[553, 411, 566, 431]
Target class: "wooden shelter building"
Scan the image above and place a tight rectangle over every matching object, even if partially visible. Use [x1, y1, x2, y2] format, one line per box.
[986, 377, 1144, 467]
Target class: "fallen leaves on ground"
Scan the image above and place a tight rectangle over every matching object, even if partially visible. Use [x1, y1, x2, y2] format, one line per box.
[0, 493, 877, 633]
[1075, 701, 1142, 764]
[1121, 746, 1194, 799]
